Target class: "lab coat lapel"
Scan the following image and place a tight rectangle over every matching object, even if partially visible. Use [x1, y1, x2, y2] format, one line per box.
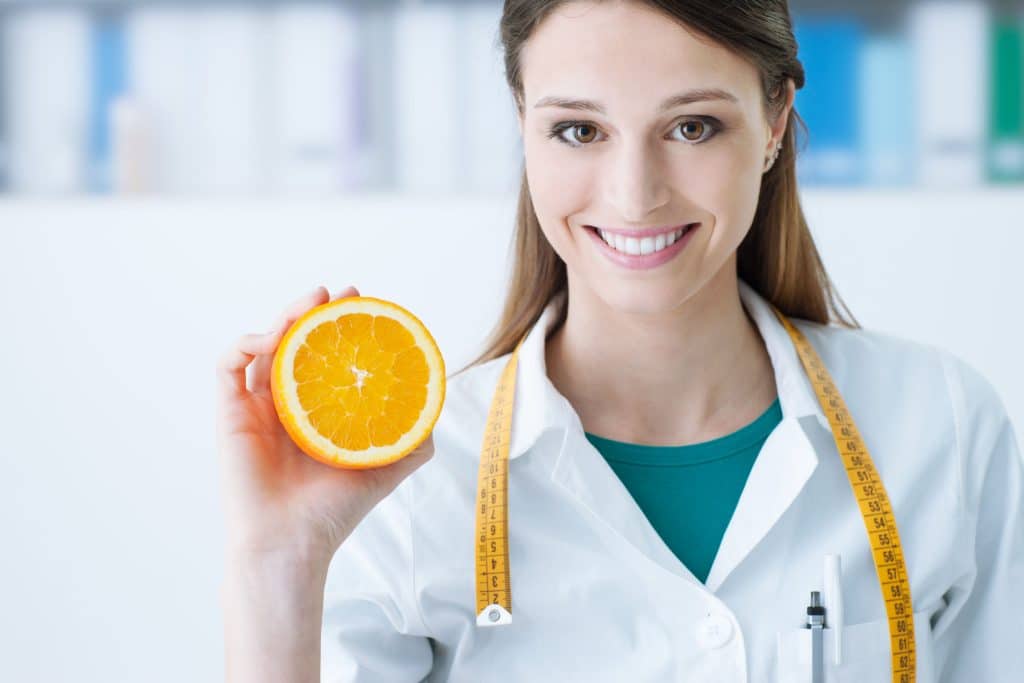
[551, 406, 706, 584]
[704, 281, 832, 592]
[513, 280, 832, 591]
[512, 292, 701, 581]
[703, 416, 819, 592]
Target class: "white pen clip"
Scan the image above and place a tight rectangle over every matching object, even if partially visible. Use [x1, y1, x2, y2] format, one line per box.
[822, 553, 844, 665]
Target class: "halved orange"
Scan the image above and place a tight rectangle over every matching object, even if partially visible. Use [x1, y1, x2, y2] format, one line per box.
[270, 295, 445, 469]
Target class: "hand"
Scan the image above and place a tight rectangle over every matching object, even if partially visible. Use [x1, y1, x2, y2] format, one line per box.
[215, 285, 435, 564]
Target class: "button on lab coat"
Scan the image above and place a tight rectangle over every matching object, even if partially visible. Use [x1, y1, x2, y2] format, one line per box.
[321, 279, 1023, 682]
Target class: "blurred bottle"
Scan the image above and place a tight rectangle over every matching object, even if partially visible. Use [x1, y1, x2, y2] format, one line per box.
[111, 95, 149, 194]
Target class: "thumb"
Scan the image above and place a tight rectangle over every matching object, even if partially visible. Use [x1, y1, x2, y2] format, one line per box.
[373, 433, 435, 487]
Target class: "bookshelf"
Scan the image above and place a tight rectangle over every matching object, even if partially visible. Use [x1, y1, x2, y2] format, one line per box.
[0, 0, 1022, 197]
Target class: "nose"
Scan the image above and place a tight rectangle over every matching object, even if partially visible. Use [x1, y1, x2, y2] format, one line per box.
[603, 139, 671, 222]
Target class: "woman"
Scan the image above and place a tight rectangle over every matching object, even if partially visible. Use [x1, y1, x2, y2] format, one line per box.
[217, 1, 1023, 681]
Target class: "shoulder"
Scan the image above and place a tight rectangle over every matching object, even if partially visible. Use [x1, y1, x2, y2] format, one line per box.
[796, 318, 1007, 418]
[794, 318, 951, 385]
[794, 319, 1018, 507]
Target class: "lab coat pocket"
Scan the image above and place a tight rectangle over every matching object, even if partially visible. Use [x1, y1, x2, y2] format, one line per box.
[775, 610, 935, 683]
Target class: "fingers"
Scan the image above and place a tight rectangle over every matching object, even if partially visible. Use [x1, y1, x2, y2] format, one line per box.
[217, 286, 326, 401]
[247, 285, 362, 394]
[216, 331, 279, 399]
[331, 285, 360, 302]
[271, 286, 331, 331]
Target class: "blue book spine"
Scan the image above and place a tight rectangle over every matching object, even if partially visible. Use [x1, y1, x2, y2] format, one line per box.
[88, 13, 126, 194]
[793, 15, 864, 186]
[859, 35, 914, 186]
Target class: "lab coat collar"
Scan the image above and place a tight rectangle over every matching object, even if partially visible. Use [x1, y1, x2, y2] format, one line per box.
[507, 277, 830, 461]
[507, 287, 571, 462]
[507, 278, 832, 591]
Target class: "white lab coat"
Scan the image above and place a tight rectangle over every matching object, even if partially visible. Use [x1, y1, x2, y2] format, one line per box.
[321, 279, 1023, 682]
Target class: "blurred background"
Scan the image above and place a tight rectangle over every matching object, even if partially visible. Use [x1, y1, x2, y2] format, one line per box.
[1, 0, 1021, 681]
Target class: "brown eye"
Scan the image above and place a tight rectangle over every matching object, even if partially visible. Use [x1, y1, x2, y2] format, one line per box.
[679, 120, 705, 141]
[573, 124, 598, 144]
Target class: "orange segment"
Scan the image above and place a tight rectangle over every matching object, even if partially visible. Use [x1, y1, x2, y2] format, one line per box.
[270, 296, 446, 469]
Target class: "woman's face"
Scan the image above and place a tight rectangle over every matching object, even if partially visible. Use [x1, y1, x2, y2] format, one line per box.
[517, 0, 792, 314]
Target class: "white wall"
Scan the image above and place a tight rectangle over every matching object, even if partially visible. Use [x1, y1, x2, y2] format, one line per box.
[0, 189, 1020, 682]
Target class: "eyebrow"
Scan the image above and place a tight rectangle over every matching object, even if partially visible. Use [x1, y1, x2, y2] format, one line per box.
[533, 88, 739, 114]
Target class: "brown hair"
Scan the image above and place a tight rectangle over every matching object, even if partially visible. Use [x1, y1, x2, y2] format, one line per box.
[453, 0, 859, 379]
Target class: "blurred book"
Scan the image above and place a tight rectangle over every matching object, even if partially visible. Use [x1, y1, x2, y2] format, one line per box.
[393, 2, 460, 194]
[457, 1, 521, 196]
[0, 16, 6, 192]
[794, 15, 865, 185]
[988, 14, 1024, 183]
[3, 8, 90, 194]
[88, 11, 127, 194]
[351, 3, 397, 192]
[126, 6, 203, 194]
[910, 1, 989, 187]
[859, 34, 914, 186]
[193, 7, 273, 195]
[267, 3, 362, 195]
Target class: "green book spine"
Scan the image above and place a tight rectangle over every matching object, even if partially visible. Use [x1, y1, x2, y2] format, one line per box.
[988, 16, 1024, 183]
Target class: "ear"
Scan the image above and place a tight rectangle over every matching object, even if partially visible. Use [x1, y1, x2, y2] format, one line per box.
[765, 77, 795, 157]
[514, 94, 525, 138]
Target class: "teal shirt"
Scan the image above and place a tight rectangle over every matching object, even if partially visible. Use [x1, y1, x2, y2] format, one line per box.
[584, 398, 783, 584]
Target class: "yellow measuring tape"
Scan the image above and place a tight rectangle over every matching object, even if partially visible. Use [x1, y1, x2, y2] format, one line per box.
[474, 333, 526, 627]
[772, 308, 916, 682]
[473, 306, 915, 682]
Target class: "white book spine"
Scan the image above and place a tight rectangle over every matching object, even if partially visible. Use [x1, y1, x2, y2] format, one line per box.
[458, 2, 522, 197]
[4, 8, 91, 194]
[268, 3, 361, 195]
[352, 5, 396, 191]
[193, 7, 274, 196]
[393, 3, 461, 194]
[910, 1, 990, 187]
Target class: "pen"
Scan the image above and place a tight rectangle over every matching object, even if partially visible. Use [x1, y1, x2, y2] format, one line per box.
[806, 590, 825, 683]
[823, 553, 844, 665]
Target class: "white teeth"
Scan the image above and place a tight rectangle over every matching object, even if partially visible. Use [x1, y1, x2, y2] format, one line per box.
[598, 227, 687, 255]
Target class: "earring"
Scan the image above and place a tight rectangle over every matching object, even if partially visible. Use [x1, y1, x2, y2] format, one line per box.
[764, 140, 782, 172]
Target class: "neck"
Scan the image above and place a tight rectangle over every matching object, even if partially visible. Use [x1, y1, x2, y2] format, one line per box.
[545, 265, 778, 446]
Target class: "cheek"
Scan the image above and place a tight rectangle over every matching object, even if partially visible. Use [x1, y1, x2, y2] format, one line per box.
[669, 141, 763, 242]
[524, 140, 592, 235]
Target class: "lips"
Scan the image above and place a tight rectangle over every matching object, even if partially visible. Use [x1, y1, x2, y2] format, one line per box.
[584, 223, 698, 239]
[584, 220, 700, 270]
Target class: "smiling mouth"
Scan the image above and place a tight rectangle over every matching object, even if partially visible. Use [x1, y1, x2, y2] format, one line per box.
[585, 223, 699, 255]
